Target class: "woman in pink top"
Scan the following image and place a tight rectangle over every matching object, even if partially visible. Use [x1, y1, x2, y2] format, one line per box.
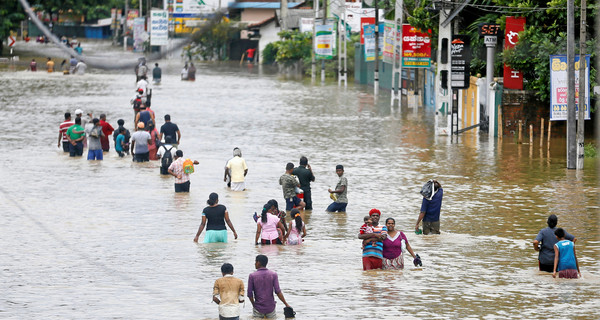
[255, 203, 285, 245]
[147, 120, 160, 160]
[382, 218, 419, 270]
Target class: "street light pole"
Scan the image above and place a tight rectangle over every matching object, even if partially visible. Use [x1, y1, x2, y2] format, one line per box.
[576, 0, 586, 170]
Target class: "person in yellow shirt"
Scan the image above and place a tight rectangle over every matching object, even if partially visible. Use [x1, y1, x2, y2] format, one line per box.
[213, 263, 245, 320]
[46, 57, 54, 72]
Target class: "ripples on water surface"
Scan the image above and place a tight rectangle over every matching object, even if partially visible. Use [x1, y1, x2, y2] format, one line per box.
[0, 56, 598, 319]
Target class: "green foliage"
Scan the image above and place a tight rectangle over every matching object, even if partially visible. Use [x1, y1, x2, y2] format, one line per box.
[272, 30, 312, 66]
[262, 43, 277, 65]
[188, 14, 240, 61]
[584, 143, 597, 158]
[0, 0, 24, 55]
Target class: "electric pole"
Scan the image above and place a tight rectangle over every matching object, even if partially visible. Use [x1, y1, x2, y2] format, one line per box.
[566, 0, 576, 169]
[576, 0, 586, 170]
[321, 0, 327, 83]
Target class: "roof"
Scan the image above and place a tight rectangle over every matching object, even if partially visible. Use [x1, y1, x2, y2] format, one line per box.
[275, 8, 314, 29]
[228, 2, 304, 9]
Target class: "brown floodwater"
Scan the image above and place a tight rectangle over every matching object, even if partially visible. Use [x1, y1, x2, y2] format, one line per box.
[0, 42, 599, 319]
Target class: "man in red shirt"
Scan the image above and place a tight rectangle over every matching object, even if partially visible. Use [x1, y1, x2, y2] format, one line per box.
[246, 48, 256, 63]
[98, 114, 115, 152]
[58, 112, 74, 152]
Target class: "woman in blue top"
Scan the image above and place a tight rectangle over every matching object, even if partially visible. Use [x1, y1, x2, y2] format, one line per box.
[193, 193, 238, 243]
[553, 228, 580, 279]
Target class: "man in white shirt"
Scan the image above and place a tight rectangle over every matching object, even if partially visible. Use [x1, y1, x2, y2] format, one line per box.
[224, 147, 248, 191]
[74, 60, 87, 75]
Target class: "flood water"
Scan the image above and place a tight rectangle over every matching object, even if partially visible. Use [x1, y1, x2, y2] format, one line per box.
[1, 42, 599, 319]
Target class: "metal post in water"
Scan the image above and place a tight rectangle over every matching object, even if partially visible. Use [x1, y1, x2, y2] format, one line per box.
[576, 0, 586, 170]
[311, 0, 318, 82]
[321, 0, 326, 84]
[566, 0, 576, 169]
[373, 0, 379, 96]
[390, 0, 404, 107]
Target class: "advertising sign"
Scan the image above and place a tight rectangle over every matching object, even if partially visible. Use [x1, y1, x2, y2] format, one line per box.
[315, 24, 334, 59]
[450, 35, 471, 89]
[360, 17, 375, 44]
[133, 17, 145, 52]
[126, 10, 139, 33]
[150, 10, 168, 46]
[401, 24, 431, 68]
[363, 24, 384, 62]
[382, 21, 396, 64]
[169, 0, 219, 15]
[504, 16, 526, 89]
[345, 2, 363, 33]
[549, 54, 591, 121]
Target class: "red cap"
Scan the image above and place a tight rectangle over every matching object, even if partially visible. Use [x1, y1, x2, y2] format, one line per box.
[369, 208, 381, 216]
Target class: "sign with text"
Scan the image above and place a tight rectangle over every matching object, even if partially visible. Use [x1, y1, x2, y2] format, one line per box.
[549, 54, 591, 121]
[382, 21, 397, 64]
[360, 17, 375, 44]
[363, 24, 384, 62]
[504, 16, 525, 89]
[150, 10, 168, 46]
[133, 17, 145, 52]
[172, 0, 218, 14]
[402, 24, 431, 68]
[344, 2, 363, 33]
[450, 35, 471, 89]
[315, 24, 334, 59]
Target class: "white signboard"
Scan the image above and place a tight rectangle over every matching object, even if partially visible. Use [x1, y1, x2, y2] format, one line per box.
[300, 18, 314, 33]
[172, 0, 219, 14]
[344, 3, 381, 33]
[549, 54, 591, 121]
[133, 18, 145, 52]
[150, 10, 168, 46]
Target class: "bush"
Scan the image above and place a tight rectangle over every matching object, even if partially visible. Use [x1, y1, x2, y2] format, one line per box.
[262, 43, 277, 65]
[584, 143, 597, 158]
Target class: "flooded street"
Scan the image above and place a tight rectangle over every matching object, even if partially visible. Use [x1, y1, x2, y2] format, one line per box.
[1, 43, 599, 319]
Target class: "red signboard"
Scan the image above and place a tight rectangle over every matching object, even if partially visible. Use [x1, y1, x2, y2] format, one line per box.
[504, 16, 526, 89]
[401, 24, 432, 67]
[360, 17, 375, 45]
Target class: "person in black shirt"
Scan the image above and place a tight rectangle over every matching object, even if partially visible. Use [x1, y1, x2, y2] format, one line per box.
[292, 156, 315, 210]
[159, 114, 181, 147]
[194, 193, 238, 243]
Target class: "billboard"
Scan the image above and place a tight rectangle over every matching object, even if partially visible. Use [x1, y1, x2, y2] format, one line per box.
[363, 23, 384, 62]
[401, 24, 431, 68]
[150, 10, 168, 46]
[450, 35, 471, 89]
[549, 54, 591, 121]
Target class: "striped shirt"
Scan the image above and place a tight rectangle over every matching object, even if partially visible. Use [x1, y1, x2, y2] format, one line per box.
[362, 225, 387, 259]
[168, 157, 190, 184]
[59, 120, 75, 142]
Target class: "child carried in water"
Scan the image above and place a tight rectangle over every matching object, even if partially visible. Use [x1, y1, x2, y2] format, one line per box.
[360, 216, 376, 248]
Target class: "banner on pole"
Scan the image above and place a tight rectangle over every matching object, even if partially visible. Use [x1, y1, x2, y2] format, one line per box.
[315, 24, 334, 59]
[363, 24, 383, 62]
[549, 54, 591, 121]
[133, 17, 146, 52]
[382, 21, 397, 64]
[504, 16, 525, 89]
[401, 24, 431, 68]
[150, 10, 168, 46]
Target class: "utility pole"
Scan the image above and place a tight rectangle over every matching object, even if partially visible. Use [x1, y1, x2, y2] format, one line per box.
[373, 0, 380, 95]
[311, 0, 319, 82]
[281, 0, 288, 30]
[390, 0, 403, 107]
[566, 0, 576, 169]
[435, 1, 452, 135]
[338, 7, 347, 86]
[576, 0, 586, 170]
[321, 0, 327, 83]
